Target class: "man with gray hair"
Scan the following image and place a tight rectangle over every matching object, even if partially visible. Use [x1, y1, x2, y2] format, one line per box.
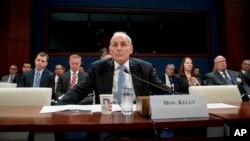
[161, 64, 179, 92]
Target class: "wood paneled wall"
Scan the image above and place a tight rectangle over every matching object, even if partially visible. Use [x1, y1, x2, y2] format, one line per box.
[224, 0, 245, 70]
[0, 0, 31, 77]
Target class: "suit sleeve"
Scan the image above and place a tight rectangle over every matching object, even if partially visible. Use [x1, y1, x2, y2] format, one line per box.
[58, 67, 94, 105]
[204, 73, 214, 85]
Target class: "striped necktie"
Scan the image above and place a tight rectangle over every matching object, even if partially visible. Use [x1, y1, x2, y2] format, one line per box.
[33, 72, 40, 87]
[70, 72, 77, 88]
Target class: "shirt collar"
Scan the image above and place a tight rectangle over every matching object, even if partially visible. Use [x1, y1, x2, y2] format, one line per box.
[219, 70, 228, 75]
[114, 60, 130, 71]
[70, 70, 79, 75]
[35, 69, 44, 75]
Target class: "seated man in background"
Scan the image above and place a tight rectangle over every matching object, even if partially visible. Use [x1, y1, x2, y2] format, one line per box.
[1, 64, 19, 83]
[204, 55, 249, 101]
[13, 63, 32, 87]
[161, 64, 179, 92]
[56, 54, 89, 103]
[57, 31, 175, 140]
[19, 52, 55, 98]
[238, 59, 250, 98]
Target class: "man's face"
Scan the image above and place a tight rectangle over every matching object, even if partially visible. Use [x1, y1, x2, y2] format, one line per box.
[69, 58, 81, 72]
[22, 63, 31, 73]
[166, 66, 175, 76]
[109, 35, 133, 65]
[241, 60, 250, 71]
[34, 55, 48, 70]
[9, 65, 18, 75]
[215, 56, 227, 71]
[54, 65, 64, 76]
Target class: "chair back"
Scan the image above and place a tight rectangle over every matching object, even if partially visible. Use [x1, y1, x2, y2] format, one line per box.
[0, 82, 17, 88]
[189, 85, 242, 103]
[0, 88, 52, 106]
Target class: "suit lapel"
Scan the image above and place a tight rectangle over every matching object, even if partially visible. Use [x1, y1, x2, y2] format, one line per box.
[29, 70, 35, 87]
[40, 70, 48, 87]
[66, 72, 71, 89]
[215, 71, 227, 85]
[102, 60, 114, 93]
[129, 59, 142, 96]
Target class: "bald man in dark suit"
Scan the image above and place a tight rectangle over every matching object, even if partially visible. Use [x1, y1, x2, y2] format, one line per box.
[204, 55, 249, 101]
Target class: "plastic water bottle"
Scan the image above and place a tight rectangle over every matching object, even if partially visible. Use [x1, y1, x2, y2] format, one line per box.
[121, 84, 134, 115]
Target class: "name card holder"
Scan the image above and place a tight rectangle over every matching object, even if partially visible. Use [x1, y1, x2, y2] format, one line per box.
[150, 95, 208, 119]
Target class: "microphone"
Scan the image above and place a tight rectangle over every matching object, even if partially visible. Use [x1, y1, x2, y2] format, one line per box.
[123, 68, 175, 95]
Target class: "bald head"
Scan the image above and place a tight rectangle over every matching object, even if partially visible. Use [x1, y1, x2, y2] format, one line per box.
[214, 55, 227, 72]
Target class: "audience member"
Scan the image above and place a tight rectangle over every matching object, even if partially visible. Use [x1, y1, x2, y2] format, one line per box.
[22, 63, 32, 73]
[1, 64, 19, 83]
[100, 52, 112, 60]
[56, 31, 174, 140]
[56, 54, 88, 101]
[79, 64, 86, 72]
[238, 59, 250, 98]
[54, 64, 65, 93]
[19, 52, 55, 97]
[161, 64, 179, 92]
[204, 55, 249, 101]
[12, 63, 32, 86]
[178, 57, 202, 94]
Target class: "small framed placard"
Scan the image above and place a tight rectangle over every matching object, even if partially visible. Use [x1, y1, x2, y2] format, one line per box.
[150, 95, 208, 119]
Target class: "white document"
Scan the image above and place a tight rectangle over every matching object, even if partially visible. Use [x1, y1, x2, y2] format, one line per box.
[40, 104, 125, 113]
[207, 103, 239, 109]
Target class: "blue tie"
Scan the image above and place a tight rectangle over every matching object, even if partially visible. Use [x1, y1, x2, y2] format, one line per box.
[117, 65, 125, 104]
[223, 72, 232, 85]
[33, 72, 40, 87]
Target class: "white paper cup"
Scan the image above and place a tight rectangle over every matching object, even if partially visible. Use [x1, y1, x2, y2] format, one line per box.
[99, 94, 113, 114]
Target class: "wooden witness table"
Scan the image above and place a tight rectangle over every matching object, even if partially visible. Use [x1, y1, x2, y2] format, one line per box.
[209, 102, 250, 138]
[0, 106, 153, 132]
[0, 105, 225, 140]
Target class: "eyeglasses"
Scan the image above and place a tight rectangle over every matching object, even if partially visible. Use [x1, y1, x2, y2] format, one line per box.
[10, 68, 17, 70]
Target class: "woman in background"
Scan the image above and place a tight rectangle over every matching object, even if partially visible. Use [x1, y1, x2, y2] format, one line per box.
[178, 57, 202, 94]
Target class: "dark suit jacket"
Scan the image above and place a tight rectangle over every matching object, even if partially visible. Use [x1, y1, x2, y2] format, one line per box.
[59, 58, 175, 104]
[19, 69, 55, 98]
[160, 74, 179, 92]
[56, 71, 87, 97]
[205, 70, 249, 101]
[178, 75, 202, 94]
[204, 70, 238, 85]
[12, 74, 23, 87]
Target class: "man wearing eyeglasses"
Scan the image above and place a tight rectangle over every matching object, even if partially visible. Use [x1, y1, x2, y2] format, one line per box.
[1, 64, 18, 83]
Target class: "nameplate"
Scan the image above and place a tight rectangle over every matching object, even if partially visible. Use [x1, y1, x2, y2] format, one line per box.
[150, 95, 208, 119]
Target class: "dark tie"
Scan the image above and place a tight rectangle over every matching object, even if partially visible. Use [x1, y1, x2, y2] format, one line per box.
[168, 76, 172, 84]
[117, 65, 125, 104]
[223, 72, 232, 85]
[168, 76, 174, 90]
[33, 72, 40, 87]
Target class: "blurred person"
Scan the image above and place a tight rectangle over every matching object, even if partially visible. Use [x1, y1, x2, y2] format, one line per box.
[178, 57, 202, 94]
[100, 52, 112, 60]
[204, 55, 249, 101]
[22, 63, 32, 73]
[161, 64, 179, 92]
[54, 64, 64, 93]
[1, 64, 19, 83]
[12, 63, 32, 86]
